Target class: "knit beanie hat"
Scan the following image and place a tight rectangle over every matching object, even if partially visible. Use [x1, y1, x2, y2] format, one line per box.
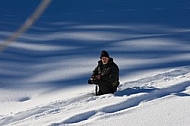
[100, 50, 109, 59]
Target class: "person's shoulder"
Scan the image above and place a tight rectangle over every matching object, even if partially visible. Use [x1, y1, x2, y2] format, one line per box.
[111, 58, 119, 68]
[112, 62, 118, 68]
[109, 58, 116, 64]
[107, 57, 113, 64]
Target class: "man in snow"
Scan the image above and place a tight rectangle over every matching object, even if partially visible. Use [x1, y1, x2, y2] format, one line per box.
[88, 50, 119, 95]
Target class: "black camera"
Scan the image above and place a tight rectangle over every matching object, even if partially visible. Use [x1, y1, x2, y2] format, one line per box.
[88, 79, 94, 84]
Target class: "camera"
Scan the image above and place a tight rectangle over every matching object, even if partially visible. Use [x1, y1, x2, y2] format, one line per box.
[88, 79, 94, 84]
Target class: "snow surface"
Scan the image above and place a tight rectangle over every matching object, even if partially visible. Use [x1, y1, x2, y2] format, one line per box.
[0, 0, 190, 126]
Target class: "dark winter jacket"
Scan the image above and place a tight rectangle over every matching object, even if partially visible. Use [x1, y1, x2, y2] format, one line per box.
[92, 58, 119, 90]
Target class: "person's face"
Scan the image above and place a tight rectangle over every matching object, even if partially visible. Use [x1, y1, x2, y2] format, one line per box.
[101, 57, 109, 64]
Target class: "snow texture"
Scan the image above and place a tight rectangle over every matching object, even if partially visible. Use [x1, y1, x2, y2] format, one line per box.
[0, 0, 190, 126]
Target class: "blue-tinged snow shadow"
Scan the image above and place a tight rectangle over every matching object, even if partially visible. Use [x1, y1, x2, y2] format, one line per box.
[51, 111, 96, 126]
[115, 84, 190, 98]
[1, 22, 190, 89]
[115, 87, 158, 97]
[175, 92, 190, 96]
[1, 0, 190, 90]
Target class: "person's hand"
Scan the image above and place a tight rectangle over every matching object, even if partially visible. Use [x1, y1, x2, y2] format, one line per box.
[95, 75, 101, 80]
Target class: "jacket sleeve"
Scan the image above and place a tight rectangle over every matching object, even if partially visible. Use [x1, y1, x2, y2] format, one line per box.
[92, 65, 99, 77]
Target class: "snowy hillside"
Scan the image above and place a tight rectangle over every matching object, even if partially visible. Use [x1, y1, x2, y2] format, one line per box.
[0, 0, 190, 126]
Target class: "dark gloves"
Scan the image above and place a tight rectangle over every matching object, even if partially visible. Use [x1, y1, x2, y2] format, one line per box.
[88, 75, 101, 84]
[93, 75, 101, 80]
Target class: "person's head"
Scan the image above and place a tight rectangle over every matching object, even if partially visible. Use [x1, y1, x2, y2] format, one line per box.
[100, 50, 109, 64]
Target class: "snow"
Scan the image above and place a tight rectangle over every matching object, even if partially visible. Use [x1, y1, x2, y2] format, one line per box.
[0, 0, 190, 126]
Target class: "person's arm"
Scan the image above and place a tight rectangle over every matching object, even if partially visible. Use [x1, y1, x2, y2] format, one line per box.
[88, 65, 100, 84]
[92, 65, 99, 77]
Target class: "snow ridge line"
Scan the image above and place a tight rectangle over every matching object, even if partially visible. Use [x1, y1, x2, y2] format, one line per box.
[120, 67, 190, 89]
[0, 93, 94, 125]
[50, 81, 190, 126]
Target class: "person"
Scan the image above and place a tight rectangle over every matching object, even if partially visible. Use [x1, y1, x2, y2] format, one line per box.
[88, 50, 119, 95]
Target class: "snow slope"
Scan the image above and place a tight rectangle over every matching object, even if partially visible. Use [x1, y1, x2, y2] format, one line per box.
[0, 0, 190, 126]
[0, 67, 190, 126]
